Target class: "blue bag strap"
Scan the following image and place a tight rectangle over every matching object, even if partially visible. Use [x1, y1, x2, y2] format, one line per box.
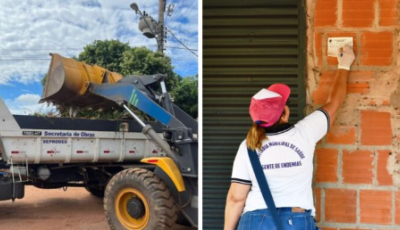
[247, 148, 285, 230]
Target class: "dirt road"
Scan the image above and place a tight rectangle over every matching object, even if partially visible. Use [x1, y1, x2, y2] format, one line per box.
[0, 186, 194, 230]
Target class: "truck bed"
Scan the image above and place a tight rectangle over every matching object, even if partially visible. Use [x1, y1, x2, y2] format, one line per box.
[1, 115, 165, 165]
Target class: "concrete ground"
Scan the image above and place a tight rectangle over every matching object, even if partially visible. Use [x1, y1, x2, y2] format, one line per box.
[0, 186, 195, 230]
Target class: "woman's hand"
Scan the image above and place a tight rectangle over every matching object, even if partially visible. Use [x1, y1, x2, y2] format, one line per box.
[338, 45, 355, 70]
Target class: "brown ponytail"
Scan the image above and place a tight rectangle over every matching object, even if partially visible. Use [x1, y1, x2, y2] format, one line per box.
[246, 123, 267, 151]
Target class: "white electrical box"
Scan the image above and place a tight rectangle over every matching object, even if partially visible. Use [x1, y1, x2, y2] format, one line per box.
[327, 37, 353, 57]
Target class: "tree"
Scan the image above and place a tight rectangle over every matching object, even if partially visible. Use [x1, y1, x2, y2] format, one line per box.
[78, 40, 130, 73]
[121, 47, 179, 90]
[78, 40, 178, 89]
[171, 75, 198, 118]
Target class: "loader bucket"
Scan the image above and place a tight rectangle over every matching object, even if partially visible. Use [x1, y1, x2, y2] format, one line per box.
[40, 53, 123, 107]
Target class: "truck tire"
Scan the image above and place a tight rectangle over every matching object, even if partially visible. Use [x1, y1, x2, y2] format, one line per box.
[85, 186, 105, 198]
[104, 168, 178, 230]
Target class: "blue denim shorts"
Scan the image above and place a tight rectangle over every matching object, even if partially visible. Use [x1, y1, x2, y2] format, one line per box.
[237, 208, 316, 230]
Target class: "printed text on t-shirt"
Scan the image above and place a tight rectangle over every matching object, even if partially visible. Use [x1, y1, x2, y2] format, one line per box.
[258, 141, 305, 159]
[261, 161, 302, 170]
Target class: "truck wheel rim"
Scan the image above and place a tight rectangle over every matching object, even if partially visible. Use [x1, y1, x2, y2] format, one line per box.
[115, 188, 150, 230]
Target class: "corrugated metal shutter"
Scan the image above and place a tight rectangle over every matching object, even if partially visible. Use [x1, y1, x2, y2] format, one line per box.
[203, 0, 306, 229]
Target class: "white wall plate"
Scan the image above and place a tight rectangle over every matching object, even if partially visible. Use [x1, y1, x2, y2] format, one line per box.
[327, 37, 354, 57]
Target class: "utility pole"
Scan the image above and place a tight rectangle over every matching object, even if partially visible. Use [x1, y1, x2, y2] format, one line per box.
[131, 1, 167, 54]
[131, 1, 197, 57]
[157, 0, 166, 53]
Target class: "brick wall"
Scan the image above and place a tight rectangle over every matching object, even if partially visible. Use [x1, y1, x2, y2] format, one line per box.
[307, 0, 400, 229]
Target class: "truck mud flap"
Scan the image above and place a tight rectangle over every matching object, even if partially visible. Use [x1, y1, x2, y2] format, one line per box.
[0, 178, 24, 201]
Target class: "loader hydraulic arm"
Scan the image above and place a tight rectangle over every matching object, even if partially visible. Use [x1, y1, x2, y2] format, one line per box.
[89, 82, 185, 129]
[89, 80, 197, 177]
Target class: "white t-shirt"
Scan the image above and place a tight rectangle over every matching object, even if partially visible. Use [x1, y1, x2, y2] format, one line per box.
[231, 109, 329, 216]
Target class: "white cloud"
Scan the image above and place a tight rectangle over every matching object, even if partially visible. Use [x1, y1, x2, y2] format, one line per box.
[0, 0, 198, 86]
[6, 94, 56, 115]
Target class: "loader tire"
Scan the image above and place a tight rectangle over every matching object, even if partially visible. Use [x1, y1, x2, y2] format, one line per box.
[104, 168, 178, 230]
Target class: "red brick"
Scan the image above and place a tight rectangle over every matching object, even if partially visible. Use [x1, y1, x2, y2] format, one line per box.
[347, 83, 370, 94]
[315, 188, 322, 222]
[379, 0, 399, 26]
[315, 32, 323, 66]
[377, 150, 393, 185]
[326, 126, 356, 144]
[360, 190, 392, 224]
[361, 32, 394, 66]
[347, 71, 375, 82]
[325, 189, 357, 223]
[312, 71, 336, 105]
[343, 0, 375, 27]
[361, 111, 392, 145]
[312, 71, 373, 105]
[315, 0, 337, 27]
[396, 192, 400, 224]
[326, 32, 358, 66]
[315, 148, 339, 182]
[343, 150, 374, 184]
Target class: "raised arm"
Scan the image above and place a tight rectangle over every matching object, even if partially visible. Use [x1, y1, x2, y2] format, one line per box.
[322, 45, 355, 126]
[224, 183, 251, 230]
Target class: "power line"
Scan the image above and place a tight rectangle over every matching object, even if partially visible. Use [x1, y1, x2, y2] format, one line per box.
[165, 46, 197, 51]
[0, 48, 82, 51]
[165, 0, 183, 25]
[0, 53, 71, 57]
[0, 59, 51, 61]
[0, 45, 199, 59]
[189, 0, 198, 11]
[167, 0, 196, 25]
[149, 44, 197, 51]
[165, 28, 197, 57]
[163, 1, 198, 56]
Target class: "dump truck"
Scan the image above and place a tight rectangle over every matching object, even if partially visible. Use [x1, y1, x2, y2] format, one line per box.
[0, 54, 198, 230]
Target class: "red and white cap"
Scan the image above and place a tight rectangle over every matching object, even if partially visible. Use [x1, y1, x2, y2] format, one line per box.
[249, 84, 291, 127]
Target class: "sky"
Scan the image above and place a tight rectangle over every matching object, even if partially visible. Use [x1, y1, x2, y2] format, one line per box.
[0, 0, 198, 115]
